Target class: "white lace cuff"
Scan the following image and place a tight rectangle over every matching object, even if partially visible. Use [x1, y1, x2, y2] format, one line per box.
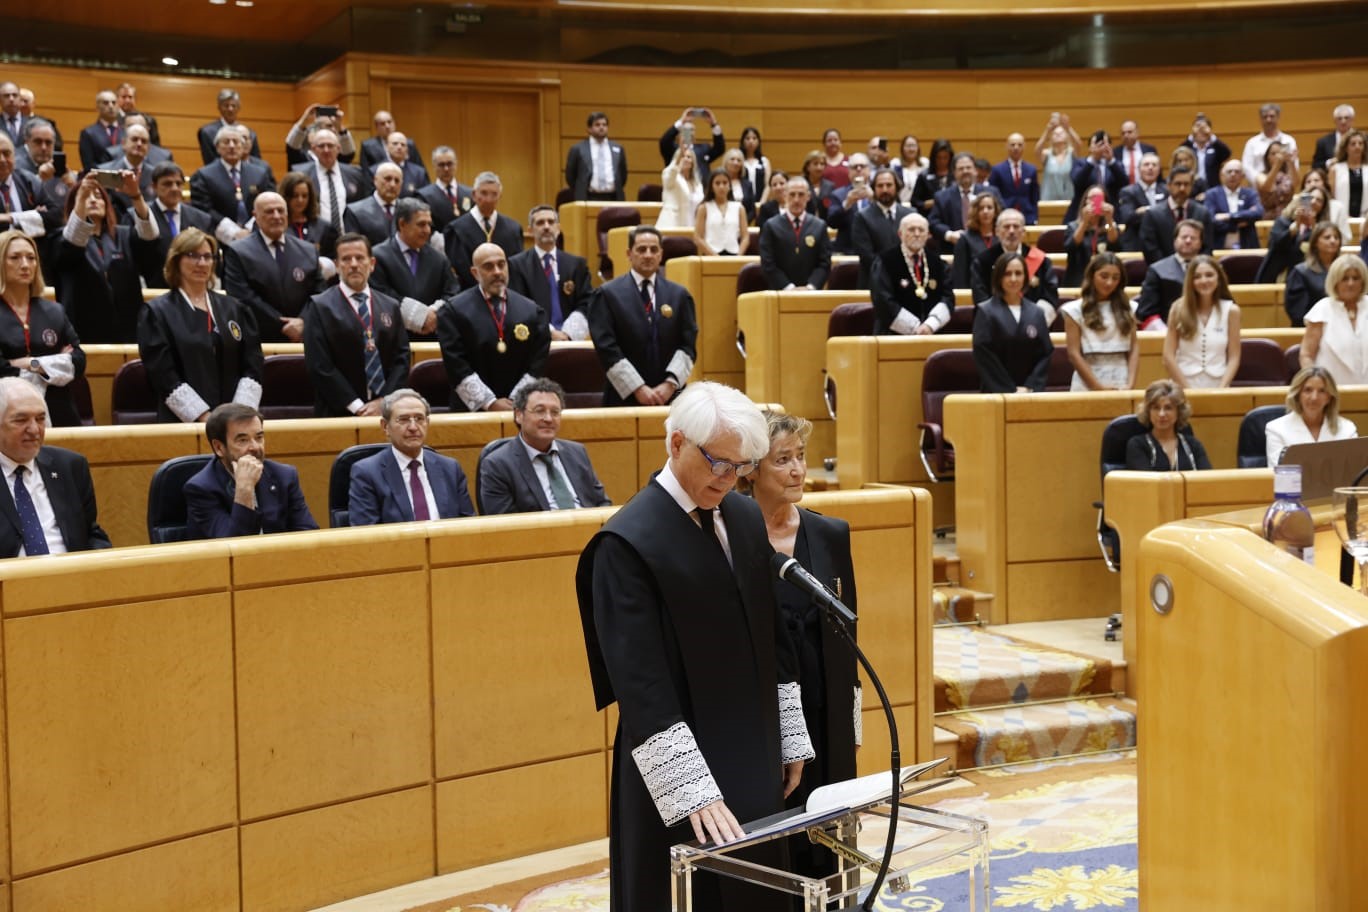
[63, 212, 94, 246]
[889, 308, 921, 335]
[12, 210, 45, 237]
[399, 296, 431, 333]
[509, 372, 537, 402]
[927, 302, 952, 332]
[34, 353, 75, 386]
[133, 207, 159, 241]
[456, 372, 496, 411]
[606, 358, 645, 399]
[233, 376, 263, 410]
[665, 350, 694, 387]
[215, 217, 241, 244]
[630, 721, 723, 826]
[561, 309, 589, 340]
[167, 382, 212, 423]
[853, 684, 863, 748]
[779, 682, 815, 764]
[1038, 301, 1057, 328]
[318, 255, 336, 281]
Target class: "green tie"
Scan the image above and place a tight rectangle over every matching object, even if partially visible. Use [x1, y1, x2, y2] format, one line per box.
[537, 452, 575, 510]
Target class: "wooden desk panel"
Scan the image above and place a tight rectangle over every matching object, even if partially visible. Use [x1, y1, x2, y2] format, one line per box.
[558, 201, 663, 268]
[666, 255, 751, 390]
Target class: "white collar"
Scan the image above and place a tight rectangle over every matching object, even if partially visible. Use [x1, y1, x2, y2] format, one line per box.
[655, 460, 699, 514]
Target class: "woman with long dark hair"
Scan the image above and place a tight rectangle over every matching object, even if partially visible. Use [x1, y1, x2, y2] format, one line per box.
[1163, 254, 1241, 389]
[1061, 252, 1138, 391]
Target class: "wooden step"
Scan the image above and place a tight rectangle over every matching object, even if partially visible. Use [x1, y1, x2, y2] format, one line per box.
[936, 696, 1137, 771]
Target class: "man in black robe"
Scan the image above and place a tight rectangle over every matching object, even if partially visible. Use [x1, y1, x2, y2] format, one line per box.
[577, 381, 814, 912]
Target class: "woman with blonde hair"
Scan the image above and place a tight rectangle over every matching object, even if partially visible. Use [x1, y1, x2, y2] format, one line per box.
[1329, 130, 1367, 218]
[1163, 254, 1241, 388]
[1126, 380, 1212, 471]
[1265, 366, 1357, 466]
[1300, 253, 1368, 385]
[0, 230, 85, 426]
[656, 145, 704, 230]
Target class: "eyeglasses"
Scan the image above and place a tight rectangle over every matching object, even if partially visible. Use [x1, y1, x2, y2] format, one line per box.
[697, 444, 758, 478]
[183, 252, 215, 263]
[389, 414, 428, 427]
[526, 405, 562, 419]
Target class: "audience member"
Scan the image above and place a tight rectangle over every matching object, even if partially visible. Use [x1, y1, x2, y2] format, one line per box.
[1242, 102, 1298, 182]
[0, 376, 110, 557]
[360, 110, 423, 171]
[972, 252, 1053, 393]
[0, 231, 85, 425]
[819, 128, 849, 189]
[695, 169, 748, 257]
[508, 205, 591, 341]
[222, 192, 324, 343]
[867, 136, 890, 168]
[1125, 380, 1211, 471]
[303, 233, 410, 417]
[972, 207, 1059, 317]
[1140, 166, 1210, 264]
[1180, 113, 1230, 190]
[346, 388, 474, 525]
[1162, 254, 1241, 389]
[931, 152, 1001, 249]
[1206, 159, 1264, 250]
[190, 126, 274, 242]
[588, 225, 697, 407]
[197, 89, 262, 165]
[77, 90, 122, 172]
[950, 192, 1001, 293]
[758, 177, 831, 291]
[1066, 130, 1126, 221]
[279, 171, 339, 265]
[371, 197, 458, 337]
[137, 228, 263, 423]
[437, 241, 550, 412]
[912, 138, 956, 213]
[1300, 168, 1353, 240]
[57, 173, 157, 343]
[133, 162, 215, 288]
[184, 403, 318, 539]
[0, 82, 33, 148]
[974, 157, 993, 187]
[1329, 130, 1367, 219]
[824, 153, 873, 254]
[478, 378, 611, 514]
[1114, 120, 1156, 185]
[657, 107, 725, 171]
[1300, 254, 1368, 385]
[1168, 145, 1208, 200]
[755, 170, 789, 224]
[116, 113, 170, 169]
[988, 133, 1040, 224]
[801, 149, 834, 215]
[13, 121, 70, 245]
[850, 167, 912, 289]
[870, 213, 951, 335]
[115, 82, 160, 147]
[0, 134, 48, 240]
[1266, 367, 1356, 466]
[293, 128, 371, 229]
[1063, 185, 1120, 286]
[284, 103, 355, 168]
[15, 87, 63, 151]
[890, 135, 926, 206]
[373, 131, 428, 196]
[444, 171, 522, 290]
[566, 111, 627, 201]
[1257, 187, 1330, 283]
[1256, 140, 1298, 217]
[657, 145, 703, 230]
[1285, 222, 1342, 327]
[718, 149, 756, 222]
[417, 146, 475, 232]
[1061, 252, 1138, 391]
[738, 126, 770, 199]
[1315, 104, 1356, 171]
[14, 117, 54, 176]
[343, 160, 401, 248]
[1135, 219, 1205, 330]
[103, 124, 156, 220]
[1036, 115, 1081, 203]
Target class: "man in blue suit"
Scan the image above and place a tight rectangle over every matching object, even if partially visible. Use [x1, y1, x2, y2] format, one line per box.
[1205, 159, 1264, 250]
[347, 389, 474, 526]
[988, 133, 1040, 224]
[184, 403, 319, 539]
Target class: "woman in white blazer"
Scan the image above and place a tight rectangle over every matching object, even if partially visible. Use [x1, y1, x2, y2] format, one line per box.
[656, 145, 704, 230]
[1328, 130, 1368, 219]
[1266, 366, 1358, 466]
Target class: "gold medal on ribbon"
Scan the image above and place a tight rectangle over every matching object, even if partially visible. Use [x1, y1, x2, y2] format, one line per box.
[804, 235, 815, 247]
[562, 279, 575, 295]
[496, 339, 507, 354]
[513, 323, 530, 341]
[915, 287, 928, 300]
[660, 304, 674, 319]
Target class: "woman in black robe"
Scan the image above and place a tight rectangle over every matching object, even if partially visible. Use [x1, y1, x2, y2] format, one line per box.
[0, 230, 86, 426]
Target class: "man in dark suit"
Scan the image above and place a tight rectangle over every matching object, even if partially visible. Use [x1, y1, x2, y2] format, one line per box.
[657, 106, 726, 170]
[566, 111, 628, 201]
[302, 233, 410, 417]
[479, 378, 610, 514]
[0, 82, 30, 148]
[508, 205, 592, 339]
[0, 134, 49, 240]
[222, 192, 325, 342]
[589, 225, 697, 408]
[1116, 153, 1167, 252]
[971, 208, 1060, 315]
[190, 126, 275, 241]
[1313, 104, 1355, 171]
[930, 152, 1002, 248]
[184, 403, 318, 539]
[1067, 131, 1128, 222]
[197, 89, 262, 165]
[1134, 219, 1204, 328]
[344, 161, 402, 249]
[292, 128, 370, 230]
[416, 146, 474, 232]
[360, 110, 424, 172]
[77, 90, 123, 172]
[988, 133, 1040, 224]
[115, 83, 161, 147]
[13, 87, 63, 152]
[103, 124, 157, 221]
[437, 241, 550, 412]
[824, 153, 873, 254]
[368, 132, 428, 197]
[130, 162, 216, 288]
[870, 213, 952, 335]
[1114, 120, 1158, 185]
[1206, 159, 1265, 250]
[1139, 167, 1211, 264]
[347, 389, 474, 526]
[106, 114, 171, 167]
[850, 167, 913, 289]
[759, 178, 832, 291]
[0, 378, 112, 558]
[443, 171, 523, 290]
[284, 103, 356, 169]
[370, 198, 460, 337]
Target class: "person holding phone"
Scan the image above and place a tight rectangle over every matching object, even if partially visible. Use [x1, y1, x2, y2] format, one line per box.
[284, 102, 355, 168]
[1064, 184, 1120, 286]
[657, 106, 724, 171]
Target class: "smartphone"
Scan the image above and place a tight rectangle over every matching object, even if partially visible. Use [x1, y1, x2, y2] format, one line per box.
[92, 169, 123, 190]
[52, 150, 66, 173]
[689, 107, 707, 117]
[876, 138, 888, 151]
[315, 105, 338, 118]
[1090, 194, 1104, 216]
[1297, 192, 1314, 207]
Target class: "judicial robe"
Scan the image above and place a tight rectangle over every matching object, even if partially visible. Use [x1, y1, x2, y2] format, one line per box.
[972, 295, 1053, 392]
[435, 286, 549, 412]
[577, 482, 805, 912]
[0, 297, 86, 427]
[137, 290, 264, 423]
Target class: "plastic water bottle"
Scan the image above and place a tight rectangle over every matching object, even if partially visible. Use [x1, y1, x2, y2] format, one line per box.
[1263, 465, 1315, 565]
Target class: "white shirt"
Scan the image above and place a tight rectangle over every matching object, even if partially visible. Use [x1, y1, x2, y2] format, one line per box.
[656, 459, 731, 564]
[1242, 130, 1299, 180]
[589, 136, 614, 193]
[519, 436, 580, 509]
[391, 445, 438, 519]
[1, 452, 67, 556]
[318, 166, 349, 220]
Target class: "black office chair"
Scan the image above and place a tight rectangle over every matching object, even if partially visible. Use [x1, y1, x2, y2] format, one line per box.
[1237, 404, 1286, 468]
[328, 444, 387, 528]
[1094, 415, 1148, 572]
[146, 454, 214, 544]
[474, 437, 515, 515]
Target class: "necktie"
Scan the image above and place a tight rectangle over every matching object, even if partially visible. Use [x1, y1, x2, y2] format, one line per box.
[6, 117, 17, 141]
[326, 169, 341, 228]
[354, 291, 385, 398]
[886, 206, 894, 221]
[11, 466, 50, 556]
[543, 252, 563, 327]
[231, 167, 247, 223]
[695, 507, 726, 561]
[407, 248, 419, 276]
[537, 453, 575, 510]
[1128, 151, 1136, 184]
[106, 123, 118, 144]
[482, 216, 493, 236]
[384, 202, 393, 221]
[165, 209, 178, 237]
[446, 184, 457, 206]
[1013, 162, 1021, 188]
[792, 214, 802, 238]
[0, 181, 10, 214]
[640, 278, 659, 369]
[961, 190, 970, 229]
[408, 460, 431, 520]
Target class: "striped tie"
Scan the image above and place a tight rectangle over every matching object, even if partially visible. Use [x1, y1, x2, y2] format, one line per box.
[353, 292, 386, 398]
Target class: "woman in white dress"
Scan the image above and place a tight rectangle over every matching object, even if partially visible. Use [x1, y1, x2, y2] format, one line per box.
[656, 145, 703, 230]
[694, 169, 748, 256]
[1300, 253, 1368, 385]
[1265, 366, 1358, 466]
[1061, 252, 1138, 391]
[1163, 255, 1242, 389]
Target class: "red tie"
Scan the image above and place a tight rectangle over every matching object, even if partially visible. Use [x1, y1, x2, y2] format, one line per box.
[1012, 163, 1021, 188]
[1128, 152, 1136, 184]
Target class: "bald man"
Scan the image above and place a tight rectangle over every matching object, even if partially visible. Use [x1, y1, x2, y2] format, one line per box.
[223, 191, 325, 342]
[360, 109, 424, 171]
[988, 132, 1040, 225]
[77, 89, 122, 171]
[372, 130, 428, 196]
[344, 160, 403, 248]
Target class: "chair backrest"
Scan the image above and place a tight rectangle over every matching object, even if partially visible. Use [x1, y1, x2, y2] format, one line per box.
[1237, 404, 1286, 469]
[1285, 344, 1301, 382]
[660, 235, 697, 262]
[544, 346, 605, 409]
[636, 184, 662, 202]
[827, 260, 858, 290]
[554, 187, 574, 210]
[1035, 227, 1068, 253]
[595, 206, 642, 280]
[146, 454, 214, 544]
[943, 305, 975, 334]
[827, 302, 875, 338]
[1099, 414, 1148, 481]
[328, 443, 388, 527]
[259, 354, 315, 420]
[474, 437, 516, 514]
[407, 359, 451, 413]
[1045, 346, 1074, 391]
[1232, 338, 1289, 387]
[70, 374, 95, 426]
[736, 262, 768, 295]
[111, 358, 158, 425]
[921, 349, 979, 426]
[1218, 252, 1263, 284]
[1124, 258, 1148, 286]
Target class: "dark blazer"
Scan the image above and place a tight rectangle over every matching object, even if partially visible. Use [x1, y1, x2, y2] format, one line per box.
[416, 182, 475, 232]
[301, 286, 411, 416]
[1140, 199, 1211, 264]
[286, 218, 340, 260]
[360, 136, 425, 171]
[912, 169, 953, 214]
[342, 196, 395, 249]
[436, 286, 550, 412]
[972, 295, 1053, 392]
[347, 446, 474, 525]
[850, 203, 913, 288]
[196, 121, 262, 165]
[1134, 254, 1188, 324]
[588, 273, 698, 407]
[988, 159, 1041, 224]
[102, 153, 156, 221]
[0, 446, 111, 557]
[824, 189, 882, 255]
[951, 231, 992, 292]
[1181, 137, 1233, 190]
[1314, 131, 1343, 172]
[507, 247, 592, 329]
[1116, 181, 1167, 252]
[758, 212, 831, 290]
[870, 246, 951, 334]
[369, 159, 429, 198]
[291, 161, 372, 204]
[1284, 263, 1328, 328]
[1067, 157, 1128, 222]
[478, 436, 611, 514]
[929, 182, 1001, 243]
[55, 224, 145, 344]
[184, 458, 318, 539]
[443, 211, 524, 290]
[190, 159, 275, 228]
[137, 290, 264, 423]
[1113, 142, 1158, 178]
[565, 138, 628, 201]
[1204, 186, 1263, 250]
[971, 243, 1059, 309]
[222, 231, 325, 342]
[0, 297, 86, 426]
[1256, 216, 1307, 284]
[129, 203, 216, 288]
[370, 239, 460, 314]
[78, 121, 121, 171]
[657, 124, 725, 169]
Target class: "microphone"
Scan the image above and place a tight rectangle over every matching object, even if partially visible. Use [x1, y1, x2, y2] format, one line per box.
[771, 553, 857, 627]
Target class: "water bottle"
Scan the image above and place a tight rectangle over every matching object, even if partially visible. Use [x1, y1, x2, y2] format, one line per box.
[1263, 465, 1315, 565]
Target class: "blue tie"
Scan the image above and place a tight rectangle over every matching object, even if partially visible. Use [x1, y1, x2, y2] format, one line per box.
[354, 292, 385, 399]
[407, 248, 419, 276]
[165, 209, 178, 237]
[12, 466, 50, 556]
[543, 252, 563, 328]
